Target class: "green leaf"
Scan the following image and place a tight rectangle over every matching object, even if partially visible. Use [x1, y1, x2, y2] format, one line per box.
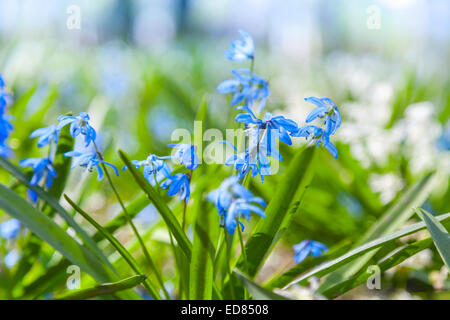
[237, 147, 316, 277]
[56, 275, 147, 300]
[0, 156, 111, 268]
[234, 270, 289, 300]
[284, 212, 450, 289]
[0, 184, 113, 283]
[323, 237, 434, 298]
[317, 173, 435, 294]
[64, 194, 161, 300]
[416, 208, 450, 269]
[118, 150, 192, 260]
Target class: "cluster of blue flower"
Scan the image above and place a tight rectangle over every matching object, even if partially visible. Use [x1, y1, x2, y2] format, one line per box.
[20, 112, 118, 203]
[210, 30, 329, 260]
[128, 143, 199, 203]
[0, 75, 13, 158]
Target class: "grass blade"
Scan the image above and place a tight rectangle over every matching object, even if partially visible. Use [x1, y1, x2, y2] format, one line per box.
[56, 275, 147, 300]
[416, 208, 450, 269]
[119, 149, 192, 260]
[234, 270, 289, 300]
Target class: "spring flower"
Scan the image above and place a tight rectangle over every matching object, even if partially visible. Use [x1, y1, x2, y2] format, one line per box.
[0, 219, 21, 239]
[207, 176, 266, 234]
[57, 112, 96, 147]
[293, 240, 328, 263]
[225, 30, 254, 62]
[292, 125, 338, 158]
[161, 173, 191, 203]
[168, 143, 199, 170]
[217, 69, 270, 111]
[0, 116, 14, 143]
[30, 124, 60, 148]
[437, 127, 450, 151]
[126, 154, 172, 185]
[64, 151, 119, 180]
[304, 97, 341, 135]
[19, 158, 57, 203]
[223, 142, 261, 181]
[4, 249, 20, 269]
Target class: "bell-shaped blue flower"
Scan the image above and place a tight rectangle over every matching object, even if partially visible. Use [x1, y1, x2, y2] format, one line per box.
[161, 173, 191, 203]
[126, 154, 172, 186]
[57, 112, 97, 147]
[0, 219, 21, 239]
[293, 240, 328, 263]
[292, 125, 338, 158]
[4, 249, 20, 269]
[64, 151, 119, 180]
[168, 143, 199, 170]
[225, 30, 254, 62]
[0, 115, 13, 142]
[20, 157, 58, 203]
[30, 124, 60, 148]
[304, 97, 341, 135]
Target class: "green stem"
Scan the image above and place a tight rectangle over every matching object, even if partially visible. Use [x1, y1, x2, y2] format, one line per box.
[224, 229, 236, 300]
[93, 143, 170, 299]
[236, 219, 249, 299]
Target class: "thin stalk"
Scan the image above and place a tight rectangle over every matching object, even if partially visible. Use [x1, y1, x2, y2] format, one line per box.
[181, 169, 193, 231]
[93, 143, 170, 299]
[224, 229, 236, 300]
[236, 218, 249, 299]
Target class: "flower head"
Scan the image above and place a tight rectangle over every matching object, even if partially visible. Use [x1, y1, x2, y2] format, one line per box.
[225, 30, 254, 62]
[64, 151, 119, 180]
[161, 173, 191, 203]
[19, 157, 57, 203]
[207, 176, 266, 234]
[4, 249, 20, 269]
[126, 154, 172, 185]
[57, 112, 96, 147]
[0, 219, 21, 239]
[292, 125, 338, 158]
[168, 143, 199, 170]
[293, 240, 328, 263]
[304, 97, 341, 135]
[30, 124, 60, 148]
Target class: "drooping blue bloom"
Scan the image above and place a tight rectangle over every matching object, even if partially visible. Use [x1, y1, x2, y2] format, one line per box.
[4, 249, 20, 269]
[168, 143, 199, 170]
[207, 176, 266, 234]
[64, 151, 119, 180]
[0, 75, 12, 113]
[57, 112, 97, 147]
[0, 114, 14, 142]
[160, 173, 191, 203]
[293, 240, 328, 263]
[0, 219, 21, 239]
[437, 127, 450, 151]
[292, 125, 338, 158]
[125, 154, 172, 186]
[225, 30, 254, 62]
[30, 124, 60, 148]
[304, 97, 341, 135]
[19, 157, 57, 203]
[217, 69, 270, 111]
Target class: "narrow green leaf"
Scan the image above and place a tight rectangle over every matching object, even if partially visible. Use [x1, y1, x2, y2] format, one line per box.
[0, 156, 111, 268]
[56, 275, 147, 300]
[234, 270, 289, 300]
[0, 184, 112, 282]
[119, 149, 192, 260]
[284, 212, 450, 289]
[64, 194, 161, 300]
[318, 173, 435, 293]
[237, 147, 316, 277]
[416, 208, 450, 269]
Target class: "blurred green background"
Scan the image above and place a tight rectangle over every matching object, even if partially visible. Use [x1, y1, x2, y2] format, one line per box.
[0, 0, 449, 299]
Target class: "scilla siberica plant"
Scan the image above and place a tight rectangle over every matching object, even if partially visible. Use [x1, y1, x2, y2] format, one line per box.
[210, 30, 340, 263]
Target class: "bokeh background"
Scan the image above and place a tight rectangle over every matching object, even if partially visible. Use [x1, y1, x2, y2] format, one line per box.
[0, 0, 450, 299]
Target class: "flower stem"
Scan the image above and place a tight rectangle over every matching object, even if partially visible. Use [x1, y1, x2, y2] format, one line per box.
[236, 218, 249, 299]
[93, 142, 170, 299]
[224, 228, 236, 300]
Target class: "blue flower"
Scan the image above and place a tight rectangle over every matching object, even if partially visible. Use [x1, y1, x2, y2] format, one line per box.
[292, 125, 338, 158]
[161, 173, 191, 203]
[293, 240, 328, 263]
[225, 30, 254, 62]
[217, 69, 270, 111]
[57, 112, 96, 147]
[304, 97, 341, 135]
[4, 249, 20, 269]
[64, 151, 119, 180]
[208, 176, 265, 234]
[437, 127, 450, 151]
[30, 124, 60, 148]
[0, 219, 21, 239]
[20, 157, 57, 203]
[168, 143, 199, 170]
[126, 154, 172, 186]
[0, 115, 14, 142]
